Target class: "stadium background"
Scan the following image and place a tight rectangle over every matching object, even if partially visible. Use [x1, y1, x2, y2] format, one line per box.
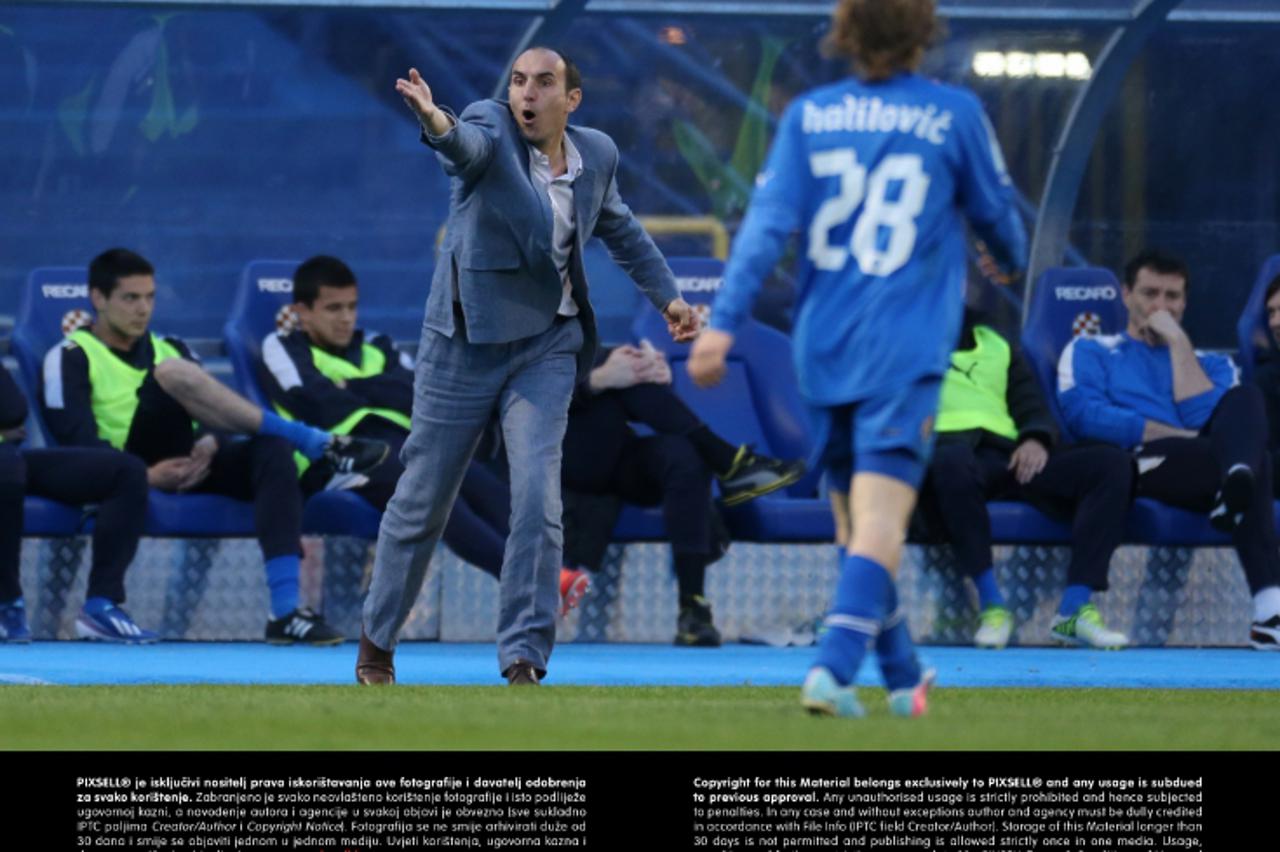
[1, 2, 1279, 750]
[3, 1, 1278, 349]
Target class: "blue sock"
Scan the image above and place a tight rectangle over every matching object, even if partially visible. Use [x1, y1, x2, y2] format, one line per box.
[1058, 584, 1092, 616]
[813, 552, 890, 686]
[83, 596, 114, 615]
[875, 583, 921, 692]
[259, 411, 330, 461]
[265, 555, 300, 619]
[974, 568, 1005, 610]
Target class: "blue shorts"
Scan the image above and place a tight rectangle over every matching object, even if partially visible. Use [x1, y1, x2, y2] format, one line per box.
[811, 375, 942, 491]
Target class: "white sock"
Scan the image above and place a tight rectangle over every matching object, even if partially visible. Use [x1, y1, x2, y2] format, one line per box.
[1253, 586, 1280, 622]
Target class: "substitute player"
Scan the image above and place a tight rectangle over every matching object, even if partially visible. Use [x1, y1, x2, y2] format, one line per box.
[688, 0, 1027, 717]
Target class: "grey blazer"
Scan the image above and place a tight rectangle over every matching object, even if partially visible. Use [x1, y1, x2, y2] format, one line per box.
[421, 99, 679, 378]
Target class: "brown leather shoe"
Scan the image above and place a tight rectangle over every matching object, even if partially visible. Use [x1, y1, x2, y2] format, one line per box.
[503, 660, 541, 686]
[355, 630, 395, 685]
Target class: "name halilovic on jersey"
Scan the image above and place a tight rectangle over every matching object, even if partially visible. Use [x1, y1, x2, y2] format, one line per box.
[712, 74, 1025, 406]
[801, 95, 956, 146]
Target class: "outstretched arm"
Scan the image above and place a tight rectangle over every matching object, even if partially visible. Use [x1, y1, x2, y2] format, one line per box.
[396, 68, 497, 179]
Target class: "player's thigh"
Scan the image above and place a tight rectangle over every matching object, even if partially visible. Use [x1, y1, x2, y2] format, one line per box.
[813, 376, 939, 549]
[852, 377, 941, 562]
[1016, 442, 1132, 510]
[22, 446, 146, 506]
[812, 378, 941, 495]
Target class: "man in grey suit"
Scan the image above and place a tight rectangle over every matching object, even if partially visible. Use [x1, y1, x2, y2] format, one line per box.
[357, 47, 698, 685]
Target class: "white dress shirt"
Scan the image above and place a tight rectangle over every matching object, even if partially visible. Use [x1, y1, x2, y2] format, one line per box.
[527, 134, 584, 317]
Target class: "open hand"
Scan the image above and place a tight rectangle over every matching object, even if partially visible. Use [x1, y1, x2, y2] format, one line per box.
[395, 68, 435, 118]
[395, 68, 452, 134]
[1008, 438, 1049, 485]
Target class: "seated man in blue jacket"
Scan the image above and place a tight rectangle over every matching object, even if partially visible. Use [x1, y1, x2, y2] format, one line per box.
[1, 364, 152, 642]
[1058, 249, 1280, 650]
[915, 309, 1133, 649]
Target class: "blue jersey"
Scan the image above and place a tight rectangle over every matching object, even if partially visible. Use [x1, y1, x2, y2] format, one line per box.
[711, 73, 1027, 405]
[1058, 333, 1239, 449]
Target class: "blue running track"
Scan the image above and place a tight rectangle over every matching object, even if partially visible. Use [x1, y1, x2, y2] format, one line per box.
[0, 643, 1276, 688]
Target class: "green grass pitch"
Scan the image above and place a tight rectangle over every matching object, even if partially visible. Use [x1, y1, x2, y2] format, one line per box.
[1, 685, 1276, 749]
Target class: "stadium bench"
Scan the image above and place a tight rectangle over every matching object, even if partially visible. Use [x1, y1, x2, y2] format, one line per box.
[621, 257, 831, 543]
[223, 259, 302, 409]
[620, 258, 1070, 546]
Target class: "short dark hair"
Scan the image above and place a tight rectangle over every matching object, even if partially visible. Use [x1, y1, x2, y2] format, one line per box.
[824, 0, 940, 80]
[1123, 249, 1190, 292]
[293, 255, 357, 307]
[518, 45, 581, 93]
[1265, 272, 1280, 306]
[88, 248, 154, 298]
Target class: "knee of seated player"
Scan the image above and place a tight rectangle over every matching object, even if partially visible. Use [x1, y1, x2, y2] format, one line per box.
[247, 437, 305, 496]
[926, 443, 980, 494]
[929, 441, 975, 475]
[1081, 444, 1136, 494]
[109, 451, 150, 500]
[152, 358, 205, 400]
[1213, 383, 1265, 428]
[651, 435, 711, 487]
[1223, 382, 1263, 407]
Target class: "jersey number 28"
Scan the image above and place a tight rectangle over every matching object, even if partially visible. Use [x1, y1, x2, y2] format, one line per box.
[807, 149, 931, 276]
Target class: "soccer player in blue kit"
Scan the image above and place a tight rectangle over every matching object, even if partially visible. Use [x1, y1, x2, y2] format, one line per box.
[688, 0, 1027, 717]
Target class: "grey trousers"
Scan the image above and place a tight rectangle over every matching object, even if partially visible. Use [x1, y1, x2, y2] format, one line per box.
[362, 316, 582, 677]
